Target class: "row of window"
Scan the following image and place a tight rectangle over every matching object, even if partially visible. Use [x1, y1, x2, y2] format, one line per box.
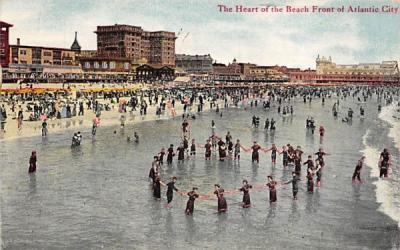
[18, 50, 56, 57]
[84, 61, 130, 70]
[325, 71, 391, 75]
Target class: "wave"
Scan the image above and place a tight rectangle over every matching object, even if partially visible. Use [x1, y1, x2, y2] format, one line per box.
[379, 104, 400, 154]
[361, 104, 400, 228]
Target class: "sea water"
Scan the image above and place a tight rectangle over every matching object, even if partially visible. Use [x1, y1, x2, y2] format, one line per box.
[1, 94, 399, 249]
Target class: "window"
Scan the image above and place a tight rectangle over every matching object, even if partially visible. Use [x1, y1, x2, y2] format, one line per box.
[102, 61, 108, 69]
[44, 51, 52, 57]
[85, 62, 90, 68]
[20, 50, 26, 55]
[110, 61, 116, 69]
[94, 61, 99, 69]
[124, 62, 129, 70]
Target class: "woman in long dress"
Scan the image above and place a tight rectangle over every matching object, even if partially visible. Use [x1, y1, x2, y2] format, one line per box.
[239, 180, 253, 208]
[266, 176, 277, 203]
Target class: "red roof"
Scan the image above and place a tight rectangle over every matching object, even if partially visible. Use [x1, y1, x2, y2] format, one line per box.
[0, 21, 13, 27]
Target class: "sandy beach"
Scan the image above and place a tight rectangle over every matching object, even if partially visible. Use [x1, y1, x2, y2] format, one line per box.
[0, 83, 221, 141]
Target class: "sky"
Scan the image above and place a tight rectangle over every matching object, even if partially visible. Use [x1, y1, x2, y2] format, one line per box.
[1, 0, 399, 69]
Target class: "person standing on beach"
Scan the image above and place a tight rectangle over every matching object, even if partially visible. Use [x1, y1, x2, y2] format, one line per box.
[190, 139, 196, 158]
[243, 141, 267, 164]
[319, 125, 325, 137]
[379, 149, 391, 178]
[239, 180, 252, 208]
[185, 187, 199, 215]
[78, 102, 84, 116]
[17, 105, 23, 130]
[214, 184, 227, 213]
[266, 176, 278, 203]
[265, 144, 278, 166]
[167, 144, 175, 165]
[198, 139, 212, 160]
[280, 146, 289, 168]
[92, 115, 100, 136]
[285, 172, 301, 200]
[176, 143, 185, 163]
[120, 114, 126, 128]
[270, 118, 276, 130]
[352, 156, 365, 183]
[315, 148, 330, 168]
[315, 160, 323, 187]
[234, 139, 244, 161]
[28, 151, 37, 173]
[158, 148, 166, 165]
[165, 176, 179, 208]
[304, 155, 315, 173]
[306, 171, 314, 193]
[153, 175, 162, 199]
[148, 156, 159, 185]
[41, 119, 48, 137]
[0, 104, 7, 133]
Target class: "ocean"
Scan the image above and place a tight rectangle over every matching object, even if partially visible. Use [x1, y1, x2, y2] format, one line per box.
[1, 92, 399, 249]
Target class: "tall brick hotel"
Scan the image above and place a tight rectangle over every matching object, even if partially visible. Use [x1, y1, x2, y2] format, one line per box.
[95, 24, 176, 67]
[1, 21, 177, 82]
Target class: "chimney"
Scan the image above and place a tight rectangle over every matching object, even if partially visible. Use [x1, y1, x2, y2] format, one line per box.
[17, 38, 20, 46]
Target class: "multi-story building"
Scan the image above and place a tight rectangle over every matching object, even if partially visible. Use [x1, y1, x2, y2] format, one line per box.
[6, 37, 82, 80]
[212, 59, 241, 75]
[9, 37, 80, 67]
[290, 55, 399, 84]
[95, 24, 176, 67]
[211, 59, 290, 82]
[316, 55, 398, 76]
[238, 63, 257, 76]
[246, 65, 286, 80]
[0, 21, 13, 67]
[10, 43, 78, 66]
[175, 54, 213, 74]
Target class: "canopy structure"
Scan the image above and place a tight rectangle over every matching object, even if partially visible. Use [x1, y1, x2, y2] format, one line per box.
[0, 87, 71, 94]
[173, 76, 190, 83]
[78, 85, 140, 93]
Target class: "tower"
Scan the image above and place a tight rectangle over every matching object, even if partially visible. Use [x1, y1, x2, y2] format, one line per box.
[70, 31, 81, 52]
[316, 55, 332, 74]
[0, 21, 13, 67]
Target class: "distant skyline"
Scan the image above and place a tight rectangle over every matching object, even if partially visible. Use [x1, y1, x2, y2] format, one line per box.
[1, 0, 399, 68]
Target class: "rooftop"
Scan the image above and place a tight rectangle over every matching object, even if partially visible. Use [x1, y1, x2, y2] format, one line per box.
[70, 32, 81, 51]
[10, 44, 73, 51]
[176, 54, 212, 60]
[0, 20, 13, 27]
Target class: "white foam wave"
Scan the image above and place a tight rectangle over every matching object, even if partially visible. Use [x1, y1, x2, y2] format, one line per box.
[361, 111, 400, 228]
[379, 104, 400, 154]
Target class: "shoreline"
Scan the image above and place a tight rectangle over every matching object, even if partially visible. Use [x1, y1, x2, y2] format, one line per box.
[0, 99, 222, 142]
[362, 104, 400, 229]
[377, 104, 400, 227]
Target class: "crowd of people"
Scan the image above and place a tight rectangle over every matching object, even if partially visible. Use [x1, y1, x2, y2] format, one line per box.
[141, 85, 398, 215]
[1, 83, 397, 215]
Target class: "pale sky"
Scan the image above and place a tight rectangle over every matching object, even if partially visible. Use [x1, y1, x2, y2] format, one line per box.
[1, 0, 399, 68]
